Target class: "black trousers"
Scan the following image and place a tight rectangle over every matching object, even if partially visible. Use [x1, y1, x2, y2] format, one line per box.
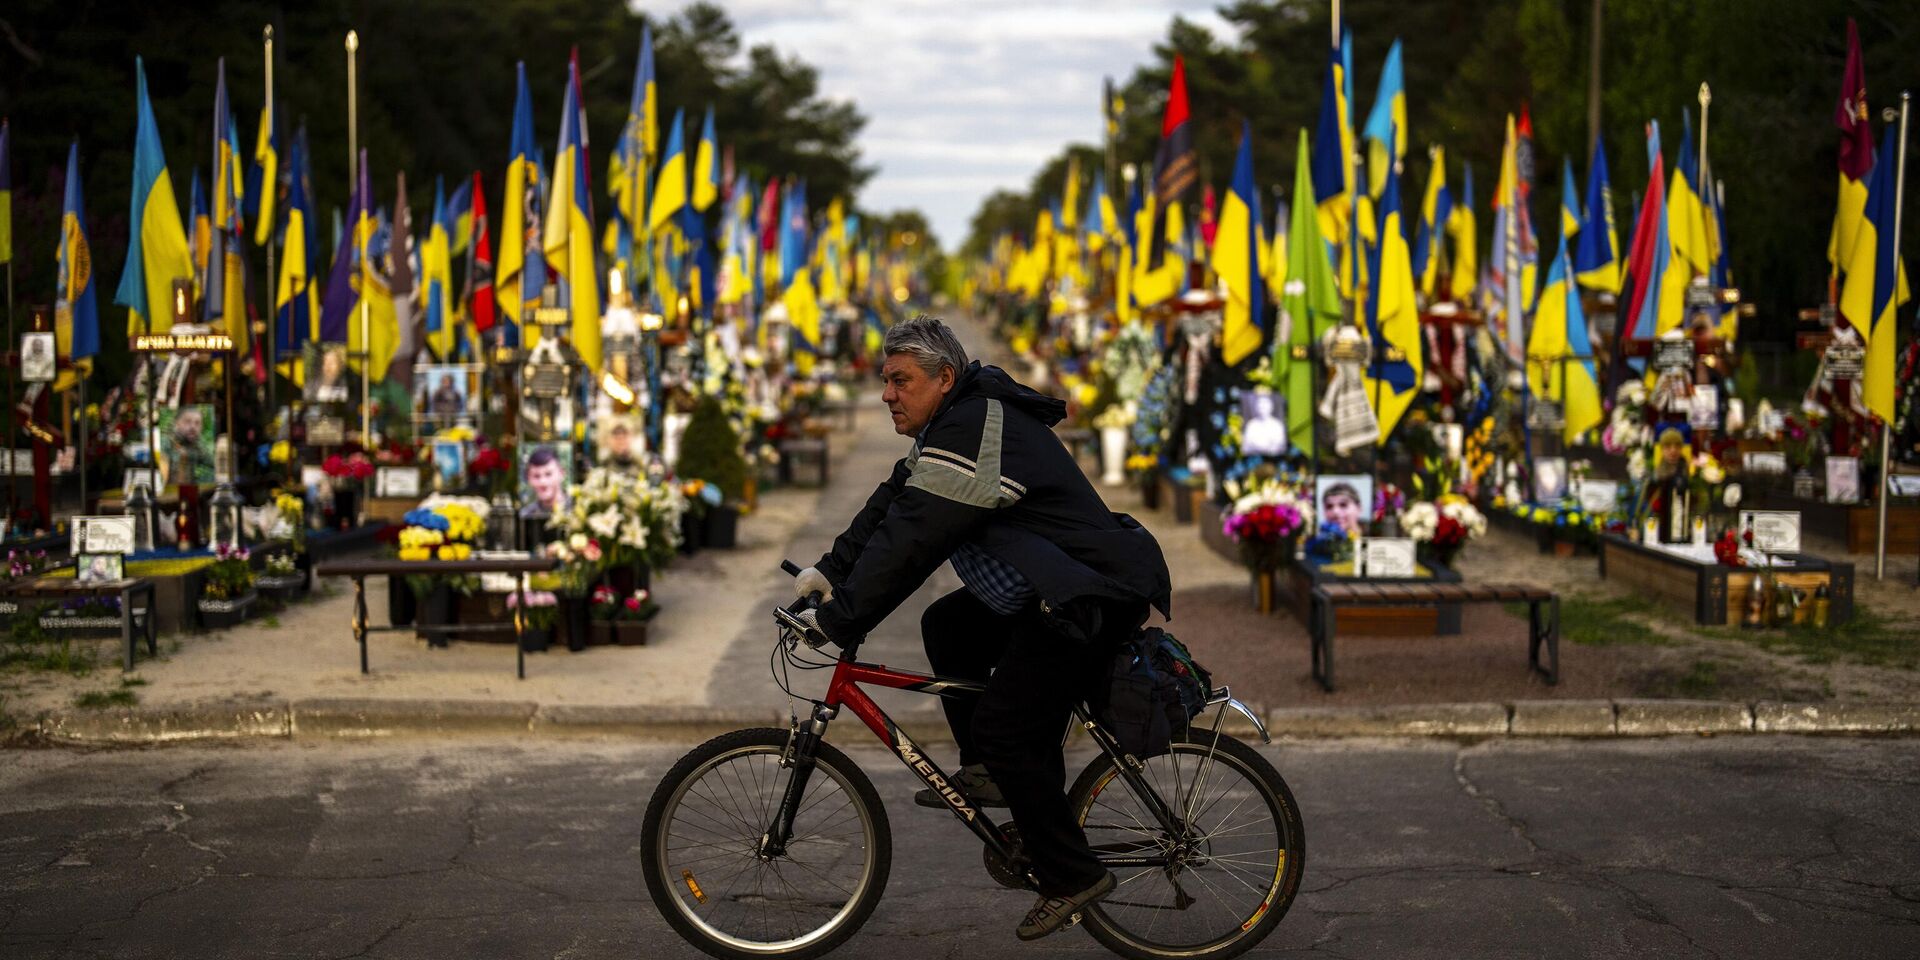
[921, 588, 1135, 897]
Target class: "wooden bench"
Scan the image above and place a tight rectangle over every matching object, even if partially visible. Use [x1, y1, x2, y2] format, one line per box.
[779, 438, 830, 487]
[1309, 582, 1558, 692]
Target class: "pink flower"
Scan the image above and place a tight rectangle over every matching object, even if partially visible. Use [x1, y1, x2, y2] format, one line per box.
[582, 540, 603, 563]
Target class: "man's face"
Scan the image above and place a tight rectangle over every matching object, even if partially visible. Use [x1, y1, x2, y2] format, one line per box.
[608, 425, 632, 456]
[527, 461, 563, 504]
[322, 350, 344, 378]
[880, 354, 954, 437]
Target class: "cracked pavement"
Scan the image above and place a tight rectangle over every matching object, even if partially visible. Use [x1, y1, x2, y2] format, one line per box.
[3, 736, 1917, 958]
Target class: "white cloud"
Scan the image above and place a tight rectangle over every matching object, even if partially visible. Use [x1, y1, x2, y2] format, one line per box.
[655, 0, 1228, 248]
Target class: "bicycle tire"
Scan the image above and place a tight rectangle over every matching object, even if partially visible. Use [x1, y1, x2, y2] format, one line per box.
[642, 727, 892, 960]
[1067, 728, 1305, 960]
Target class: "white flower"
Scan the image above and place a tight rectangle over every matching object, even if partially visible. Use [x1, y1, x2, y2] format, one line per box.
[1723, 483, 1743, 508]
[569, 533, 589, 551]
[1627, 450, 1647, 482]
[1701, 462, 1725, 485]
[589, 509, 622, 540]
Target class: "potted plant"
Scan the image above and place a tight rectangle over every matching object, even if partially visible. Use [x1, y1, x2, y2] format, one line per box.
[506, 587, 559, 651]
[675, 395, 751, 549]
[1221, 476, 1312, 613]
[1399, 495, 1487, 569]
[256, 552, 307, 602]
[590, 584, 659, 645]
[544, 534, 604, 651]
[197, 543, 257, 629]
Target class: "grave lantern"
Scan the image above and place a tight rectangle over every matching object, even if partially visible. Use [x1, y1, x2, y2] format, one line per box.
[208, 482, 244, 554]
[124, 481, 158, 554]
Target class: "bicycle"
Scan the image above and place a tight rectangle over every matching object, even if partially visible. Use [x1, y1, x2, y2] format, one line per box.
[641, 562, 1306, 960]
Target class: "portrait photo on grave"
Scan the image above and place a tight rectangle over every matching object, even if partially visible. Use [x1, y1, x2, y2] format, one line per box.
[519, 442, 573, 516]
[21, 332, 56, 382]
[596, 414, 643, 467]
[1315, 474, 1374, 538]
[157, 404, 216, 487]
[416, 365, 472, 420]
[77, 553, 123, 583]
[1239, 389, 1288, 457]
[306, 343, 351, 404]
[432, 440, 465, 489]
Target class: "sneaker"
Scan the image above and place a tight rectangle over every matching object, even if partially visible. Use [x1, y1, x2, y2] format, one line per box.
[1016, 871, 1115, 941]
[913, 763, 1006, 808]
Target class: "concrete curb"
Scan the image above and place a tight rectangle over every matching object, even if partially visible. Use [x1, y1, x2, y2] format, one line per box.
[20, 697, 1920, 745]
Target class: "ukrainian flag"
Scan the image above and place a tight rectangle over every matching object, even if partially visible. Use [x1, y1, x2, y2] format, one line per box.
[1363, 130, 1423, 444]
[1573, 135, 1620, 294]
[208, 60, 249, 354]
[609, 24, 657, 274]
[1412, 145, 1452, 298]
[113, 58, 194, 337]
[693, 106, 719, 213]
[1447, 162, 1477, 300]
[1361, 39, 1406, 199]
[1212, 120, 1266, 366]
[496, 62, 540, 346]
[1842, 123, 1911, 423]
[649, 109, 687, 232]
[543, 52, 602, 373]
[1310, 44, 1354, 259]
[247, 91, 276, 247]
[320, 151, 397, 378]
[56, 140, 100, 382]
[1529, 223, 1603, 444]
[423, 176, 456, 360]
[275, 130, 317, 361]
[1668, 110, 1712, 278]
[1559, 159, 1580, 241]
[445, 176, 473, 256]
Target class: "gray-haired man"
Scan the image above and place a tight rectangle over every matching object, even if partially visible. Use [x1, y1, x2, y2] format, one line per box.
[792, 315, 1171, 940]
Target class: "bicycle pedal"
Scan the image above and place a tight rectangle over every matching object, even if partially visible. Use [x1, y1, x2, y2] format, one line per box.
[1064, 911, 1083, 928]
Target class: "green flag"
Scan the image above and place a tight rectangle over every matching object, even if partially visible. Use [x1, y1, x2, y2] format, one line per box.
[1282, 128, 1342, 457]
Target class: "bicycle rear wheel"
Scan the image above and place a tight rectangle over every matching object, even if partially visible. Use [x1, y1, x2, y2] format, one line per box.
[1067, 728, 1305, 960]
[642, 728, 891, 960]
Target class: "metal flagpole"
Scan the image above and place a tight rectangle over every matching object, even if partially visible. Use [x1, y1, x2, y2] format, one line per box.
[346, 32, 371, 451]
[1877, 93, 1909, 580]
[263, 25, 277, 421]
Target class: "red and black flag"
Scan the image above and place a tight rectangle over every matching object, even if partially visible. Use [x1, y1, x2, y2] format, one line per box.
[467, 170, 497, 334]
[1148, 56, 1196, 269]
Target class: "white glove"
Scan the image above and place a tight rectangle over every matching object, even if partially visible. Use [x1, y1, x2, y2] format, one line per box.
[791, 607, 833, 649]
[795, 566, 834, 603]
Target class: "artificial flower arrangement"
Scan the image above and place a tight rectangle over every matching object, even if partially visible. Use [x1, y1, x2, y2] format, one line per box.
[1399, 494, 1487, 566]
[544, 535, 606, 596]
[1092, 402, 1136, 432]
[263, 553, 299, 578]
[201, 543, 256, 600]
[6, 548, 53, 582]
[505, 588, 559, 630]
[1128, 364, 1176, 477]
[272, 490, 306, 548]
[1303, 520, 1356, 565]
[468, 444, 512, 496]
[322, 452, 375, 489]
[396, 503, 485, 561]
[548, 467, 688, 572]
[1372, 483, 1406, 527]
[1221, 476, 1313, 573]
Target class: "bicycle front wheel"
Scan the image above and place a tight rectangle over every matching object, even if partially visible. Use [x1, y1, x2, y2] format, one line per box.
[642, 728, 891, 960]
[1068, 729, 1305, 960]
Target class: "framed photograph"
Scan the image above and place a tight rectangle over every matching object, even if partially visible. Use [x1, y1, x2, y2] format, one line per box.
[11, 449, 32, 476]
[431, 439, 466, 489]
[1574, 479, 1621, 515]
[70, 515, 137, 555]
[414, 364, 475, 420]
[595, 415, 644, 466]
[306, 343, 352, 404]
[518, 441, 573, 516]
[1889, 475, 1920, 498]
[1314, 474, 1373, 538]
[1739, 510, 1801, 555]
[1744, 451, 1788, 476]
[20, 332, 55, 382]
[1688, 385, 1720, 431]
[1826, 456, 1860, 504]
[1237, 389, 1288, 457]
[375, 466, 421, 498]
[156, 404, 216, 487]
[76, 553, 124, 583]
[1358, 538, 1417, 578]
[1532, 457, 1569, 503]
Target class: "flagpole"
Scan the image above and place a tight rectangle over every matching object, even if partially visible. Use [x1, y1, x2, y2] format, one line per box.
[346, 31, 358, 186]
[1877, 92, 1908, 581]
[263, 24, 278, 424]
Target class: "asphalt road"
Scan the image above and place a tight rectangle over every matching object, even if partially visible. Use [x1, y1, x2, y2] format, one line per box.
[5, 735, 1918, 959]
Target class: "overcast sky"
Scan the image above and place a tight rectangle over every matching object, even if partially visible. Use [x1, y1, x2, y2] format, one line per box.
[685, 0, 1230, 249]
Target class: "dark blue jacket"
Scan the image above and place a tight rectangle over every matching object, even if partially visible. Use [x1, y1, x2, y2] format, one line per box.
[815, 362, 1171, 643]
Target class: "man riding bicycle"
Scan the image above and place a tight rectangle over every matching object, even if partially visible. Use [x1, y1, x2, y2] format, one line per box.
[791, 315, 1171, 941]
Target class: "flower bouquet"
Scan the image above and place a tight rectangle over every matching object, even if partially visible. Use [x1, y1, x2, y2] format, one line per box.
[1221, 477, 1313, 574]
[551, 467, 688, 575]
[322, 452, 374, 529]
[1400, 495, 1486, 568]
[589, 584, 659, 646]
[198, 543, 257, 627]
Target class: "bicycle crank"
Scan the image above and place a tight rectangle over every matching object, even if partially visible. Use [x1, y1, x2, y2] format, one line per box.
[982, 824, 1031, 890]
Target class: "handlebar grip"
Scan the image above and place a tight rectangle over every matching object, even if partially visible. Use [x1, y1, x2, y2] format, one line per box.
[780, 560, 802, 577]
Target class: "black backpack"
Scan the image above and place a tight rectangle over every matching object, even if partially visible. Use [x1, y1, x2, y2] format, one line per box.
[1099, 627, 1213, 760]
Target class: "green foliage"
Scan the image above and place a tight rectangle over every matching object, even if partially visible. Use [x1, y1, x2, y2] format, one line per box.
[676, 394, 749, 504]
[74, 688, 139, 709]
[1509, 594, 1670, 646]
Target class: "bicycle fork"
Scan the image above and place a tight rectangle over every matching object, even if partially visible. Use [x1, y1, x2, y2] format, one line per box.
[758, 703, 836, 859]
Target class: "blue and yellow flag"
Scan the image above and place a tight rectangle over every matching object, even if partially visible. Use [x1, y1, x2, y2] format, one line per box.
[649, 109, 687, 232]
[1363, 130, 1423, 443]
[445, 176, 473, 256]
[57, 140, 100, 377]
[1310, 44, 1354, 256]
[114, 58, 194, 336]
[1668, 109, 1712, 278]
[423, 176, 456, 360]
[275, 128, 317, 358]
[1529, 219, 1603, 444]
[1412, 145, 1451, 297]
[496, 62, 541, 346]
[1283, 129, 1342, 456]
[779, 179, 809, 290]
[208, 60, 250, 353]
[1558, 158, 1580, 241]
[1573, 134, 1620, 293]
[692, 106, 719, 212]
[1361, 39, 1406, 199]
[1212, 120, 1266, 366]
[1842, 123, 1911, 423]
[1447, 162, 1476, 300]
[319, 150, 397, 379]
[247, 89, 276, 247]
[543, 51, 602, 373]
